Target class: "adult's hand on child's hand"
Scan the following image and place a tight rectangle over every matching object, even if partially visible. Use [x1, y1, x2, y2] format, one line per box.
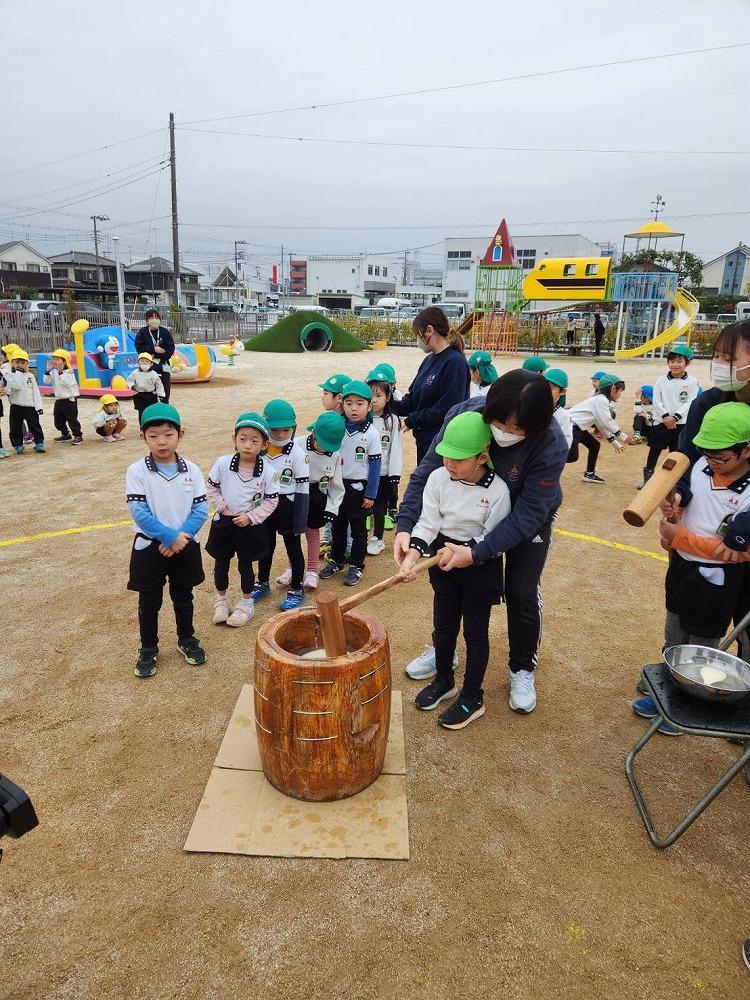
[439, 543, 473, 571]
[393, 531, 411, 567]
[362, 498, 374, 509]
[233, 512, 251, 527]
[711, 540, 745, 563]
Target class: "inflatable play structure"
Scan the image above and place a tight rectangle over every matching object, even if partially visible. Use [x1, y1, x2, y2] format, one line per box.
[246, 311, 368, 353]
[462, 218, 700, 360]
[36, 321, 217, 398]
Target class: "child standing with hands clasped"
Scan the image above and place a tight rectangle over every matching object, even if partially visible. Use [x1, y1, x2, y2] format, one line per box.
[44, 349, 82, 444]
[320, 380, 381, 586]
[252, 399, 310, 611]
[641, 345, 699, 488]
[127, 353, 165, 418]
[2, 349, 45, 453]
[206, 412, 279, 627]
[399, 412, 511, 729]
[125, 402, 208, 678]
[366, 372, 402, 555]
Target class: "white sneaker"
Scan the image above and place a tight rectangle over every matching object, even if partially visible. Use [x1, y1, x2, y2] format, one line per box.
[276, 568, 293, 587]
[404, 644, 459, 680]
[367, 537, 386, 556]
[213, 595, 232, 625]
[226, 597, 255, 627]
[104, 435, 116, 443]
[509, 670, 537, 713]
[303, 570, 319, 590]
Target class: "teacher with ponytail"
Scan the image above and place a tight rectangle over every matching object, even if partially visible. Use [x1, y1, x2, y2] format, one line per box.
[393, 306, 470, 463]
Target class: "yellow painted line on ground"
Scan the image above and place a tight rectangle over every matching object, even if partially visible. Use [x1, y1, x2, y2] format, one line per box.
[554, 527, 668, 563]
[0, 519, 131, 548]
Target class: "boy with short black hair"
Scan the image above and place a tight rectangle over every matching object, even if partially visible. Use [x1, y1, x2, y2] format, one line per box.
[319, 374, 350, 414]
[642, 345, 699, 486]
[125, 402, 208, 678]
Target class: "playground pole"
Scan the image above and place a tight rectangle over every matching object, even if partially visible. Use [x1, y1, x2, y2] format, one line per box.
[113, 237, 127, 342]
[615, 301, 625, 354]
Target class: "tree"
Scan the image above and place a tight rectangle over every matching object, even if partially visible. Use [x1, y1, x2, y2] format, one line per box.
[62, 289, 78, 328]
[614, 249, 703, 289]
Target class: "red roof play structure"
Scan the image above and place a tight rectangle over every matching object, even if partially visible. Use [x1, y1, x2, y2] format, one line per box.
[480, 218, 515, 267]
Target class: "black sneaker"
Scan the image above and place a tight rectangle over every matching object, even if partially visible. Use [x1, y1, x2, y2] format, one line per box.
[343, 565, 363, 587]
[582, 471, 606, 484]
[415, 677, 458, 711]
[134, 646, 159, 678]
[178, 636, 207, 665]
[53, 434, 72, 442]
[438, 691, 486, 730]
[742, 939, 750, 972]
[70, 436, 83, 446]
[319, 560, 344, 579]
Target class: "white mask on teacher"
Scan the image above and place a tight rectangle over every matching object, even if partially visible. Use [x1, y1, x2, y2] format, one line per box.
[711, 360, 750, 392]
[491, 426, 526, 447]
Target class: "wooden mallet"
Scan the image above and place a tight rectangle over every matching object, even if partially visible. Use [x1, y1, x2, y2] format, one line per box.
[622, 451, 690, 527]
[315, 551, 445, 658]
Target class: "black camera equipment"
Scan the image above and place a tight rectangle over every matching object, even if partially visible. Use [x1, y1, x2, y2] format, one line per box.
[0, 774, 39, 860]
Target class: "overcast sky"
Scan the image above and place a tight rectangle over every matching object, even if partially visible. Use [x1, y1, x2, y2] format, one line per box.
[2, 0, 749, 279]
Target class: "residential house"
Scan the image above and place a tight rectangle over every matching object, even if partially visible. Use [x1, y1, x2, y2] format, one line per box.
[701, 244, 750, 297]
[49, 251, 119, 300]
[0, 240, 53, 296]
[124, 256, 202, 307]
[201, 265, 244, 305]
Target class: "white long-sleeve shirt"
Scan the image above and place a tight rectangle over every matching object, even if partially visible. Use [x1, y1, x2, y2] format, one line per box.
[295, 433, 345, 517]
[569, 393, 626, 440]
[652, 372, 699, 424]
[93, 405, 123, 429]
[43, 368, 80, 400]
[371, 413, 403, 477]
[2, 370, 43, 409]
[127, 369, 165, 397]
[264, 440, 310, 498]
[553, 406, 573, 449]
[410, 466, 512, 554]
[206, 453, 278, 522]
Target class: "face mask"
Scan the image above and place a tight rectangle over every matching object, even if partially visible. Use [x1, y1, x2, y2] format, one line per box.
[491, 426, 526, 447]
[711, 361, 750, 392]
[270, 435, 292, 447]
[147, 320, 160, 331]
[139, 363, 151, 371]
[418, 333, 432, 354]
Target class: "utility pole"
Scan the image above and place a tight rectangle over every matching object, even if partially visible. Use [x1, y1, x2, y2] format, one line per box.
[280, 245, 284, 309]
[169, 112, 181, 307]
[91, 214, 109, 294]
[403, 249, 408, 285]
[112, 237, 127, 338]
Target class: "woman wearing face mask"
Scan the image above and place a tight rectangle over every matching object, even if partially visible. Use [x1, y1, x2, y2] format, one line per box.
[134, 309, 175, 402]
[392, 306, 470, 463]
[395, 369, 569, 715]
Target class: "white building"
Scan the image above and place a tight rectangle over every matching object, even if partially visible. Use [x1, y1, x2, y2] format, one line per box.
[306, 254, 400, 310]
[0, 240, 53, 296]
[442, 232, 606, 304]
[701, 244, 750, 297]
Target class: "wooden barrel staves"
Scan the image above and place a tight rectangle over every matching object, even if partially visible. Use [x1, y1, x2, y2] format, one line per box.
[253, 607, 392, 801]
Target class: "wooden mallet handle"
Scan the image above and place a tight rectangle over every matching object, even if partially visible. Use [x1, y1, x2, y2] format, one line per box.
[338, 550, 445, 614]
[623, 451, 690, 527]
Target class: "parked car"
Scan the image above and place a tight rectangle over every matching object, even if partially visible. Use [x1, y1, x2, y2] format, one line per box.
[359, 307, 389, 319]
[185, 305, 208, 314]
[208, 302, 238, 313]
[716, 313, 737, 326]
[0, 299, 29, 312]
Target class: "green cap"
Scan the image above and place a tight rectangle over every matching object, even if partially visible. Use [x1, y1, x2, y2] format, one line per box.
[307, 411, 346, 452]
[366, 362, 396, 384]
[263, 398, 297, 429]
[319, 373, 351, 394]
[467, 350, 499, 385]
[668, 344, 693, 360]
[341, 379, 372, 401]
[234, 411, 269, 438]
[140, 402, 181, 428]
[435, 411, 491, 460]
[544, 368, 569, 390]
[468, 350, 491, 367]
[521, 355, 549, 373]
[693, 402, 750, 451]
[597, 374, 623, 391]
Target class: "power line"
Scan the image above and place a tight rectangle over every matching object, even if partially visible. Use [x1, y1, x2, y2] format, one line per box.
[179, 42, 750, 126]
[0, 127, 165, 181]
[0, 155, 168, 208]
[178, 125, 750, 157]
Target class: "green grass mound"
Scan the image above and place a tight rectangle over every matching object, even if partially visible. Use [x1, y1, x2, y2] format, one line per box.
[246, 311, 369, 353]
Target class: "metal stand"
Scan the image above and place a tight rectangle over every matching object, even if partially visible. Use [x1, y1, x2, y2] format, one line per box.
[625, 664, 750, 849]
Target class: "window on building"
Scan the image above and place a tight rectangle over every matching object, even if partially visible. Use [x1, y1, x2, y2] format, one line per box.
[459, 250, 471, 258]
[728, 261, 734, 267]
[52, 268, 67, 279]
[352, 268, 356, 274]
[26, 263, 41, 272]
[367, 265, 373, 275]
[563, 264, 577, 276]
[444, 290, 469, 299]
[724, 280, 730, 289]
[521, 259, 535, 270]
[1, 261, 17, 271]
[383, 267, 387, 277]
[585, 264, 600, 276]
[447, 251, 459, 258]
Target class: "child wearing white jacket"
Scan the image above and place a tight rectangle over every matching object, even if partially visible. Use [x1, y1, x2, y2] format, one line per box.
[127, 353, 165, 419]
[44, 348, 82, 445]
[1, 349, 45, 453]
[568, 374, 630, 484]
[366, 375, 403, 555]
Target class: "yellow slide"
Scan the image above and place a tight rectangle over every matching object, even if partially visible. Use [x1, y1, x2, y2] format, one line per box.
[615, 287, 699, 360]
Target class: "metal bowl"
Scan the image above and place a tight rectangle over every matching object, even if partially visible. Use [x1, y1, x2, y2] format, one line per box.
[663, 645, 750, 705]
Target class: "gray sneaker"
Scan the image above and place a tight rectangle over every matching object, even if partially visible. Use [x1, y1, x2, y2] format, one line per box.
[405, 644, 459, 680]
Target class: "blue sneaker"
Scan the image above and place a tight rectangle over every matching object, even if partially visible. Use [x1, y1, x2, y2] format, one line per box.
[319, 560, 344, 579]
[14, 445, 24, 454]
[34, 441, 46, 453]
[250, 581, 271, 601]
[631, 696, 680, 736]
[0, 448, 6, 459]
[279, 588, 305, 611]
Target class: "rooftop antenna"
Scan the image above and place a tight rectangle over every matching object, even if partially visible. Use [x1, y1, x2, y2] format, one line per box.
[650, 194, 666, 221]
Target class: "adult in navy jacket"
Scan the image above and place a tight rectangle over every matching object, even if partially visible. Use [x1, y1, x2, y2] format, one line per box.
[393, 306, 470, 463]
[395, 369, 569, 714]
[134, 309, 175, 402]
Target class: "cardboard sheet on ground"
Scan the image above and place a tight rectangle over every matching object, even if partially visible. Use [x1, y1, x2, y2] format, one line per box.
[184, 685, 409, 860]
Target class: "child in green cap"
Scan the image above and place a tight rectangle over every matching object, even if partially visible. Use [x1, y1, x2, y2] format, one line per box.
[642, 344, 700, 488]
[125, 402, 208, 678]
[568, 374, 629, 483]
[366, 373, 403, 556]
[319, 374, 350, 414]
[399, 411, 511, 730]
[206, 412, 279, 627]
[467, 350, 499, 398]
